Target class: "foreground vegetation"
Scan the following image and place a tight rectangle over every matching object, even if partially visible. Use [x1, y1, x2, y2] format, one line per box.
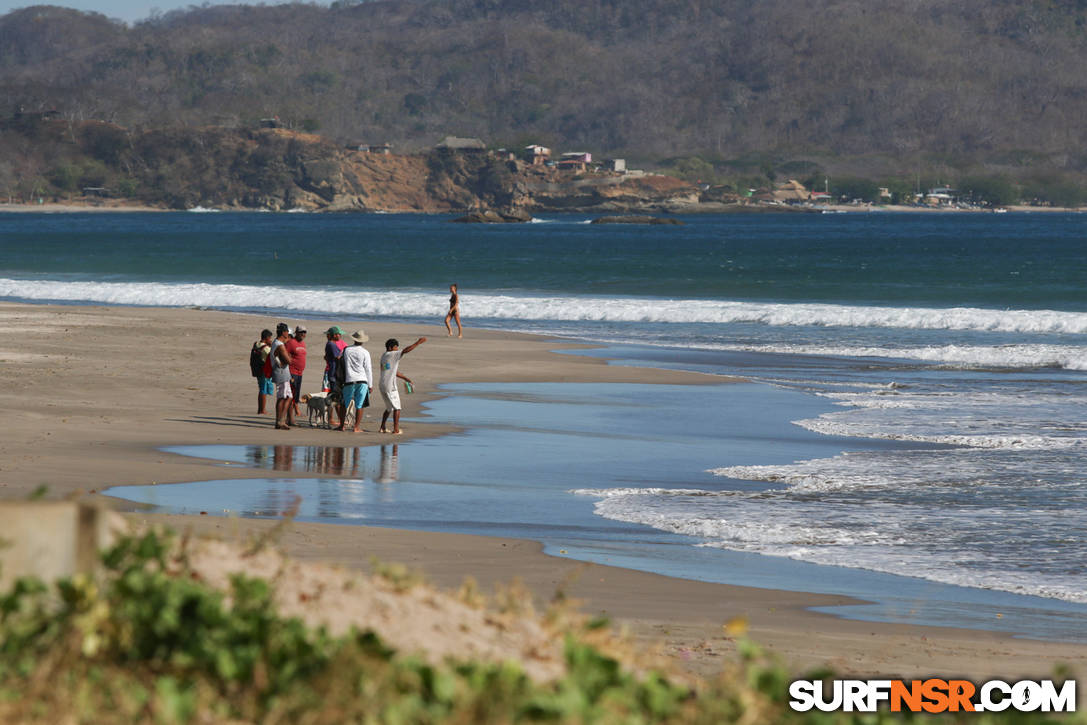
[0, 529, 1081, 723]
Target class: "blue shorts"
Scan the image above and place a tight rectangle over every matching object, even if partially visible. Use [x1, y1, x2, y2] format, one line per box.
[342, 382, 369, 411]
[258, 376, 274, 395]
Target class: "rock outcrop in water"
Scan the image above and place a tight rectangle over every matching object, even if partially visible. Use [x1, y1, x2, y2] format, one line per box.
[451, 209, 534, 223]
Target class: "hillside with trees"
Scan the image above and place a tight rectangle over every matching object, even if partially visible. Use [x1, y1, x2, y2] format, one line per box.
[0, 117, 701, 211]
[3, 0, 1087, 205]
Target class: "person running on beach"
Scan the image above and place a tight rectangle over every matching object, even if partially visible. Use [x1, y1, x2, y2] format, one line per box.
[271, 323, 294, 429]
[444, 283, 462, 338]
[378, 336, 426, 435]
[286, 325, 307, 418]
[338, 329, 373, 433]
[252, 329, 273, 414]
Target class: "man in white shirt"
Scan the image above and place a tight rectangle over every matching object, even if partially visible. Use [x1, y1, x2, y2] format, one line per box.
[378, 336, 426, 435]
[338, 329, 373, 433]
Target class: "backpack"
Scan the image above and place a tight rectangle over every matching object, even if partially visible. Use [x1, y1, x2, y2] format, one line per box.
[333, 350, 347, 388]
[249, 343, 265, 378]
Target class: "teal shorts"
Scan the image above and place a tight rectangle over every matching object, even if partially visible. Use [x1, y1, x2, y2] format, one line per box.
[342, 381, 369, 411]
[258, 376, 274, 395]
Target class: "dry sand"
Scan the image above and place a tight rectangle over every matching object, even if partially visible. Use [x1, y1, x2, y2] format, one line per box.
[0, 201, 166, 213]
[1, 301, 1083, 681]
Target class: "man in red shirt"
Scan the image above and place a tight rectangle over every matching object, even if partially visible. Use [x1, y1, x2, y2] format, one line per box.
[286, 325, 308, 417]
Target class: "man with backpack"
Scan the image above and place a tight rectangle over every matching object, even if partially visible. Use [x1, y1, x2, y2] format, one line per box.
[250, 329, 274, 414]
[324, 326, 348, 427]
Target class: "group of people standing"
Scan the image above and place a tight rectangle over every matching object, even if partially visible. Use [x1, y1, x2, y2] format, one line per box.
[251, 323, 426, 434]
[248, 284, 461, 432]
[251, 322, 308, 428]
[322, 326, 427, 435]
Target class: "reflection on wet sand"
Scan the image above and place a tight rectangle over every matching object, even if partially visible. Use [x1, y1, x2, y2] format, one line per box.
[378, 445, 399, 483]
[240, 444, 402, 519]
[248, 444, 392, 477]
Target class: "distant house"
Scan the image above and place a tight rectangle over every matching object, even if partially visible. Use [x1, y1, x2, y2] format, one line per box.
[558, 151, 592, 171]
[604, 158, 626, 173]
[259, 116, 281, 129]
[524, 144, 551, 165]
[772, 179, 808, 203]
[925, 186, 958, 205]
[437, 136, 486, 152]
[40, 109, 61, 120]
[348, 143, 392, 154]
[809, 191, 833, 202]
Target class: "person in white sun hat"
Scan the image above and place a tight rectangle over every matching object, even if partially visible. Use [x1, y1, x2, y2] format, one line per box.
[338, 329, 373, 433]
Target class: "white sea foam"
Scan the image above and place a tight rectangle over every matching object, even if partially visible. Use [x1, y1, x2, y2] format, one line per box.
[573, 484, 1087, 603]
[723, 343, 1087, 370]
[570, 487, 714, 497]
[4, 277, 1087, 337]
[792, 382, 1087, 450]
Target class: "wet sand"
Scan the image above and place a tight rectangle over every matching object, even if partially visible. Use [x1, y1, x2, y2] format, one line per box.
[1, 301, 1084, 679]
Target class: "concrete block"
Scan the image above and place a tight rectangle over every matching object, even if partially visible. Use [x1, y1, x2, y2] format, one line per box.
[0, 502, 114, 590]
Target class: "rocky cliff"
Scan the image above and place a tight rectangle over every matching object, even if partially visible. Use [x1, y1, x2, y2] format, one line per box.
[0, 119, 699, 213]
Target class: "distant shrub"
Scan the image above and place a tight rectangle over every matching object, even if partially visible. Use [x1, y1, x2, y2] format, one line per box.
[77, 159, 110, 188]
[1021, 175, 1087, 207]
[115, 178, 140, 197]
[80, 124, 128, 165]
[830, 176, 880, 203]
[662, 156, 716, 182]
[403, 92, 428, 116]
[958, 175, 1018, 206]
[777, 160, 824, 178]
[47, 163, 80, 192]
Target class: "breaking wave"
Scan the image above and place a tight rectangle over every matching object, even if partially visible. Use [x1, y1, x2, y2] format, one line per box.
[3, 277, 1087, 334]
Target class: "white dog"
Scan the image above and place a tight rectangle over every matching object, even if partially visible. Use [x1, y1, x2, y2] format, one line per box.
[301, 392, 332, 428]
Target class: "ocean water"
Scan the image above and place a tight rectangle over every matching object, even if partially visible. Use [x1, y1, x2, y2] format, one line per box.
[3, 210, 1086, 613]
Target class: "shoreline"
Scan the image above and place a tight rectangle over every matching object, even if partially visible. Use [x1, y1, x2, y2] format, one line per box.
[0, 200, 1082, 215]
[1, 300, 1085, 678]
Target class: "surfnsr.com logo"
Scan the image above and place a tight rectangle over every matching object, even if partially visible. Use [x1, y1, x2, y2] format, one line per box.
[789, 679, 1076, 713]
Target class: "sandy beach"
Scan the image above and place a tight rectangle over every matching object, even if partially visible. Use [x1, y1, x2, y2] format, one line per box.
[0, 201, 167, 213]
[1, 300, 1084, 681]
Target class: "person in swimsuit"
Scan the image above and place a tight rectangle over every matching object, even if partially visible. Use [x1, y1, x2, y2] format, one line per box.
[443, 283, 462, 338]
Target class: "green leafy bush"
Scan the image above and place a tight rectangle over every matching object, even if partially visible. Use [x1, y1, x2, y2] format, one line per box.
[0, 530, 1081, 724]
